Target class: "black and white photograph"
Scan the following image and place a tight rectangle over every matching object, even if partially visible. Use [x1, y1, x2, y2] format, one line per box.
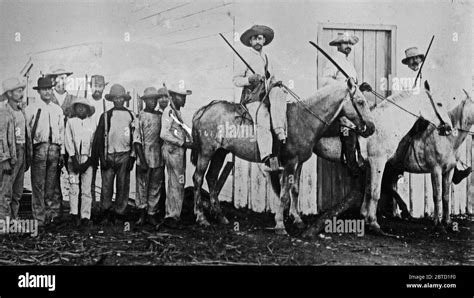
[0, 0, 472, 296]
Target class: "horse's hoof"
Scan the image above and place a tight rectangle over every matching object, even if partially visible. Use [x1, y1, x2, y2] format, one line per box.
[294, 219, 306, 230]
[434, 224, 447, 234]
[218, 215, 229, 225]
[401, 212, 413, 221]
[275, 228, 288, 235]
[197, 218, 211, 227]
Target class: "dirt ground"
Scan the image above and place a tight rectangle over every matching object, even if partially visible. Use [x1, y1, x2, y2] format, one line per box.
[0, 189, 472, 266]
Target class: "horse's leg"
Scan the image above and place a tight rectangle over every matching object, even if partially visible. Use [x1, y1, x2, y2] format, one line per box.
[365, 159, 385, 233]
[441, 169, 454, 229]
[289, 162, 305, 229]
[275, 165, 293, 235]
[430, 167, 446, 234]
[193, 153, 212, 227]
[205, 149, 229, 225]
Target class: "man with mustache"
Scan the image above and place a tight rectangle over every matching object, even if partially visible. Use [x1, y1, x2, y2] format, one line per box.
[321, 32, 369, 177]
[1, 78, 32, 219]
[233, 24, 288, 172]
[401, 47, 471, 185]
[87, 75, 111, 204]
[25, 77, 65, 229]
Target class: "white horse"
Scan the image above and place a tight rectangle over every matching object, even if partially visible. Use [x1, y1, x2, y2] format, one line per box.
[293, 83, 453, 236]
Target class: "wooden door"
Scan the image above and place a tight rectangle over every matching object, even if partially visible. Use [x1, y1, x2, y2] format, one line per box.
[316, 24, 396, 212]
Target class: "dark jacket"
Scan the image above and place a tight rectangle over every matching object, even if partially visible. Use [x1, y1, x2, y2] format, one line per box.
[91, 107, 134, 168]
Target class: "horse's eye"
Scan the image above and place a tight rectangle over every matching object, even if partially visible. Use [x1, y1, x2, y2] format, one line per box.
[437, 103, 443, 107]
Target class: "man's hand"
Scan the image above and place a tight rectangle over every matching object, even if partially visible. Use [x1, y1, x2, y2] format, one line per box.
[127, 157, 136, 171]
[183, 141, 197, 150]
[79, 158, 92, 174]
[359, 82, 373, 92]
[138, 161, 149, 171]
[248, 74, 264, 85]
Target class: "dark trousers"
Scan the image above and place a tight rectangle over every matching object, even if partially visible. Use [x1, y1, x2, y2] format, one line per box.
[100, 152, 131, 215]
[31, 143, 61, 225]
[6, 145, 25, 219]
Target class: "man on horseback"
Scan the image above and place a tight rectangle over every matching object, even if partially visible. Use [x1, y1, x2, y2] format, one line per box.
[321, 32, 371, 176]
[233, 24, 288, 172]
[394, 46, 471, 184]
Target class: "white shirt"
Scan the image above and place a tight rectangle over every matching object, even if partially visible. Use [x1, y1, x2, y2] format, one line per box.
[25, 99, 65, 152]
[53, 89, 68, 107]
[88, 97, 113, 127]
[321, 51, 358, 86]
[233, 47, 276, 89]
[65, 117, 96, 163]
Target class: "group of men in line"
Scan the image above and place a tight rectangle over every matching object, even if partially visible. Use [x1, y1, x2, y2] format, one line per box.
[1, 23, 471, 234]
[0, 66, 196, 231]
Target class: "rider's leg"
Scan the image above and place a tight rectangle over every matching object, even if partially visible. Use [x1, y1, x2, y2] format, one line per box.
[269, 86, 288, 142]
[246, 102, 273, 161]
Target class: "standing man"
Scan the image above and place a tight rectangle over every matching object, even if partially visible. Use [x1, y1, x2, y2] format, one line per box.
[160, 85, 194, 229]
[2, 78, 32, 219]
[321, 32, 371, 176]
[25, 77, 65, 228]
[0, 89, 17, 220]
[45, 65, 77, 213]
[45, 65, 77, 119]
[134, 87, 167, 227]
[233, 24, 288, 172]
[65, 97, 96, 227]
[87, 74, 111, 204]
[92, 84, 135, 225]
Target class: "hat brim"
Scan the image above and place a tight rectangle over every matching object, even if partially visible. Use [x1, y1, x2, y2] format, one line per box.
[141, 94, 161, 100]
[329, 36, 359, 46]
[168, 89, 192, 96]
[33, 84, 54, 90]
[105, 94, 132, 101]
[45, 72, 73, 77]
[240, 26, 274, 47]
[72, 102, 95, 117]
[401, 54, 425, 65]
[3, 82, 27, 94]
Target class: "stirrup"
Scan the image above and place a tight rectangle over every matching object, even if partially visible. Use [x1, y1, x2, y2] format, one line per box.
[263, 156, 283, 172]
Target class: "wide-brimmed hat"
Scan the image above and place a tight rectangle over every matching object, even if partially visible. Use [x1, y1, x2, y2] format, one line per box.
[2, 77, 26, 94]
[32, 77, 54, 90]
[140, 87, 163, 100]
[45, 64, 73, 77]
[90, 74, 109, 87]
[71, 97, 95, 117]
[329, 32, 359, 46]
[104, 84, 131, 101]
[240, 24, 274, 47]
[157, 87, 169, 98]
[168, 84, 192, 96]
[401, 47, 425, 65]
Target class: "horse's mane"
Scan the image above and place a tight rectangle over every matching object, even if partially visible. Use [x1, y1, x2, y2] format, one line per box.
[300, 82, 346, 105]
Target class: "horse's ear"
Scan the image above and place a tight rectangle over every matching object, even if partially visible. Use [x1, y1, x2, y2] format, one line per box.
[462, 89, 471, 100]
[347, 77, 356, 94]
[424, 80, 430, 92]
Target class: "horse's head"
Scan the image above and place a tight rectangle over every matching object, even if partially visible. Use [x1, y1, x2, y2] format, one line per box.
[339, 78, 375, 138]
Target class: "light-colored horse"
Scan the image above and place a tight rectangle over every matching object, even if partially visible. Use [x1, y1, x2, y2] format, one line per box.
[191, 79, 375, 234]
[284, 84, 453, 236]
[381, 90, 473, 233]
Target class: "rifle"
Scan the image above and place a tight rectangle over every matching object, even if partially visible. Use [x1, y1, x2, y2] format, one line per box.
[103, 98, 108, 161]
[84, 74, 88, 98]
[413, 35, 434, 89]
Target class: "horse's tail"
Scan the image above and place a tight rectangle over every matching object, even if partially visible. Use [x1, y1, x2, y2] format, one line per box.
[269, 171, 281, 197]
[191, 123, 199, 166]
